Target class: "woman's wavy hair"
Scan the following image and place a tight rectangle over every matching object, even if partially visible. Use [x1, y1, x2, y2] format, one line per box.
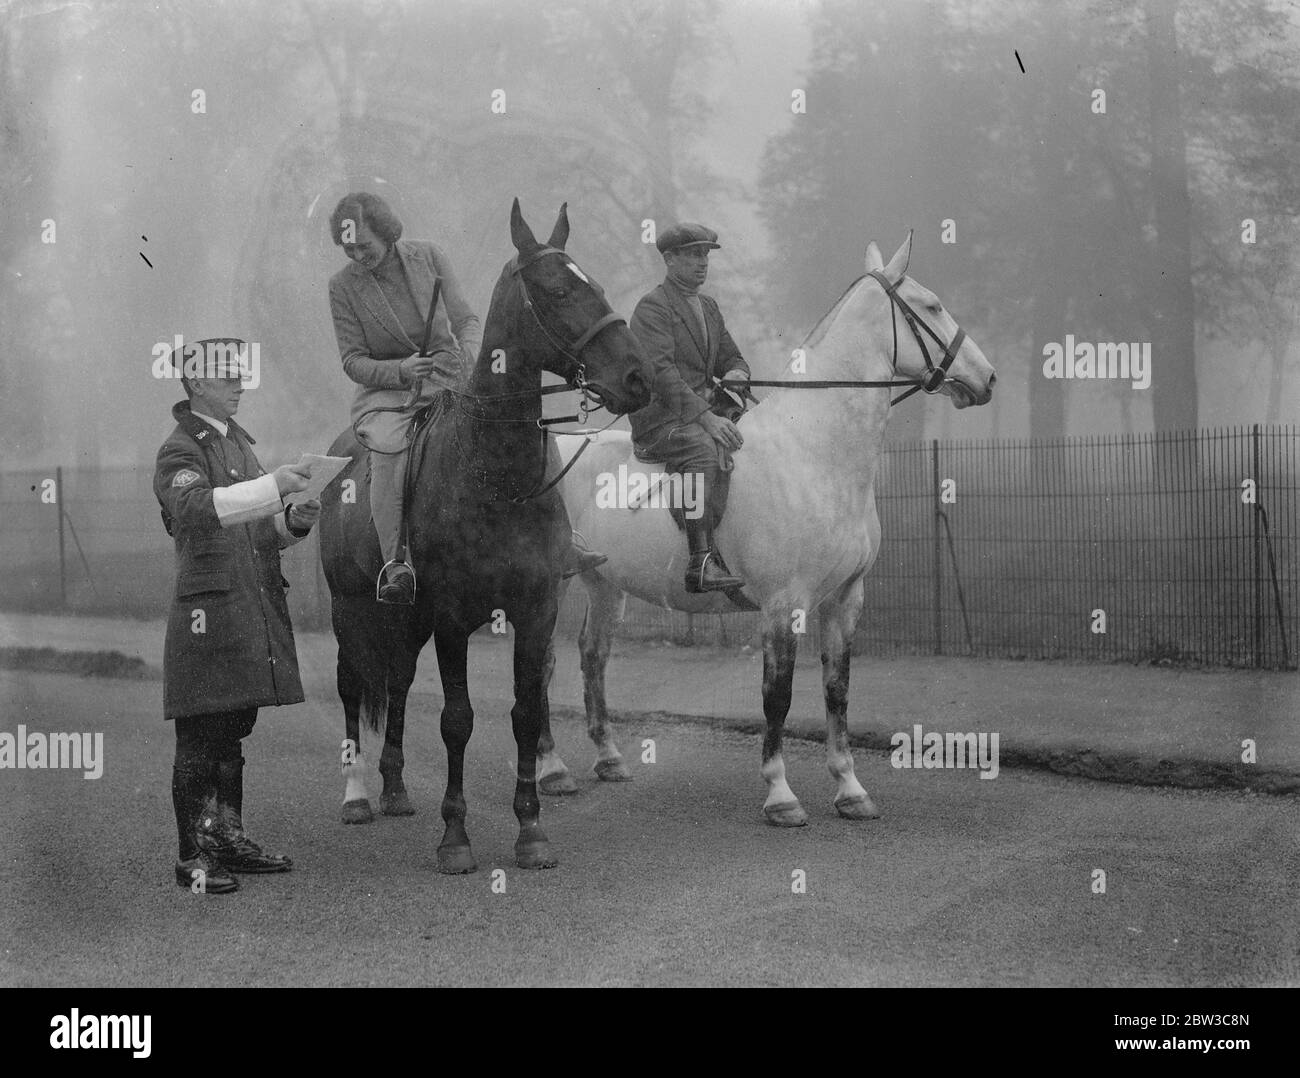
[329, 192, 403, 246]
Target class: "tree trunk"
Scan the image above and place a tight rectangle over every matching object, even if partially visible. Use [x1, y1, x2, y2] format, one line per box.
[1144, 0, 1198, 433]
[1265, 336, 1288, 425]
[1028, 137, 1069, 443]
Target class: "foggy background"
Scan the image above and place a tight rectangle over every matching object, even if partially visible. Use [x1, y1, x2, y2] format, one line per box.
[4, 0, 1299, 472]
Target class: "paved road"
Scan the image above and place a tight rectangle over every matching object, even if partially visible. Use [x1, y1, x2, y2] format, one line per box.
[2, 669, 1297, 986]
[4, 612, 1299, 794]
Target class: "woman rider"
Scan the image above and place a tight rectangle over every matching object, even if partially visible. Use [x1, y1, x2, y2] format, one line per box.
[327, 191, 604, 603]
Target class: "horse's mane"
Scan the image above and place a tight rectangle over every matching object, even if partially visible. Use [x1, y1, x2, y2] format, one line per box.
[739, 274, 870, 417]
[474, 257, 525, 366]
[798, 274, 869, 356]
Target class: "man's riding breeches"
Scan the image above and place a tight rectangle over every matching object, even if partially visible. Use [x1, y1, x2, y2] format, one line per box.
[633, 422, 720, 480]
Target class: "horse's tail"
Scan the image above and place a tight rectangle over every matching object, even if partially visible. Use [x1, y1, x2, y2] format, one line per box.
[359, 675, 390, 736]
[330, 594, 407, 737]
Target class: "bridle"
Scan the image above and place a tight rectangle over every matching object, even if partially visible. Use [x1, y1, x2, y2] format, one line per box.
[511, 245, 626, 420]
[452, 246, 629, 503]
[866, 269, 966, 405]
[459, 257, 971, 503]
[718, 269, 969, 407]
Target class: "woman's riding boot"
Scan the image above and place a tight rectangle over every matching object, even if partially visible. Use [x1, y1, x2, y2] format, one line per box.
[373, 449, 416, 604]
[561, 533, 608, 578]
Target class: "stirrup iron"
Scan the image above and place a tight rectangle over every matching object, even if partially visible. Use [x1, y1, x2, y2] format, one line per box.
[376, 558, 417, 604]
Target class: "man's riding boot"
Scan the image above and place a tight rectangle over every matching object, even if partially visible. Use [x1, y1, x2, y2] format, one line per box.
[377, 560, 416, 605]
[172, 763, 238, 893]
[561, 534, 608, 579]
[684, 518, 744, 593]
[197, 756, 293, 873]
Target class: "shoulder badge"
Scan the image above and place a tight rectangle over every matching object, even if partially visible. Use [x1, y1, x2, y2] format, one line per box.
[172, 469, 200, 488]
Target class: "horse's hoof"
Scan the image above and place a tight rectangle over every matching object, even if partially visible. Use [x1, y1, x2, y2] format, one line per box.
[515, 841, 558, 870]
[763, 801, 808, 828]
[592, 757, 632, 782]
[380, 790, 416, 816]
[834, 794, 880, 820]
[341, 799, 374, 825]
[539, 770, 579, 796]
[436, 845, 477, 874]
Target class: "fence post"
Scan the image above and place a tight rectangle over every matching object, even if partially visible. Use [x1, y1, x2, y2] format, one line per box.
[1252, 424, 1262, 668]
[56, 465, 67, 608]
[932, 438, 941, 655]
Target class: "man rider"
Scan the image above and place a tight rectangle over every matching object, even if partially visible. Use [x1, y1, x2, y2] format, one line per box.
[628, 223, 749, 592]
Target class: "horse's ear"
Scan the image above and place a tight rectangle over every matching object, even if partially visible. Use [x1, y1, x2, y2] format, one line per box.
[510, 198, 539, 253]
[883, 230, 913, 281]
[864, 242, 884, 273]
[547, 202, 570, 251]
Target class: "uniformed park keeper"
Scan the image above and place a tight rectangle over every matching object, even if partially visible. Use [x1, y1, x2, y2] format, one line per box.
[153, 338, 319, 895]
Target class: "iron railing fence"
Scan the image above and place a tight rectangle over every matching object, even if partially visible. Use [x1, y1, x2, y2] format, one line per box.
[2, 425, 1296, 668]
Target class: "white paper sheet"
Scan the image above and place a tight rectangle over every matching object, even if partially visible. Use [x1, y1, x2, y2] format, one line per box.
[284, 453, 352, 506]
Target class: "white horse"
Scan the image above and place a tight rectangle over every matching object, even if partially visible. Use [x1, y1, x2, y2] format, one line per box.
[535, 233, 996, 824]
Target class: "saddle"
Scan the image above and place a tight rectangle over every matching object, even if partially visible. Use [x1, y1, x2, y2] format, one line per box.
[350, 393, 449, 575]
[401, 396, 445, 501]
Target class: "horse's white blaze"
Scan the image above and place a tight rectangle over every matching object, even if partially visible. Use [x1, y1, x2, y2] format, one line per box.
[760, 754, 798, 809]
[342, 757, 368, 804]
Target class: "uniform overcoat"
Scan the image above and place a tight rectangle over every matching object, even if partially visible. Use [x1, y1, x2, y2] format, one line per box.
[153, 401, 306, 720]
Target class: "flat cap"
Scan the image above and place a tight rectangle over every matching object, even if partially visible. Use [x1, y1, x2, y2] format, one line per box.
[656, 223, 721, 253]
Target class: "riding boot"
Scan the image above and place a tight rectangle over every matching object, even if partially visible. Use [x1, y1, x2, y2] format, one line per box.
[373, 448, 416, 604]
[172, 763, 238, 893]
[684, 518, 744, 593]
[561, 532, 608, 579]
[377, 560, 416, 604]
[197, 756, 293, 873]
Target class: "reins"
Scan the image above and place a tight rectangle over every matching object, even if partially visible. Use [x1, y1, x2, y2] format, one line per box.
[716, 269, 967, 407]
[448, 259, 969, 503]
[444, 246, 628, 502]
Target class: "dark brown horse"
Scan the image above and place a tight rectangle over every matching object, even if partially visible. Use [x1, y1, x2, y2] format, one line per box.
[318, 200, 648, 872]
